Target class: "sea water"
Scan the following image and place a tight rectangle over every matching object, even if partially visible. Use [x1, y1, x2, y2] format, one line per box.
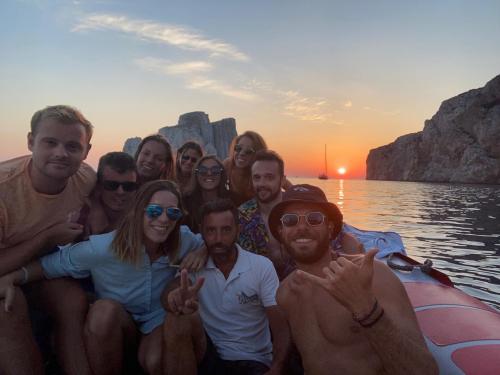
[290, 178, 500, 309]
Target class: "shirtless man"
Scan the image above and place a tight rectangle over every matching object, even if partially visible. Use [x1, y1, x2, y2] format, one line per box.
[86, 151, 138, 235]
[268, 184, 438, 375]
[0, 105, 95, 374]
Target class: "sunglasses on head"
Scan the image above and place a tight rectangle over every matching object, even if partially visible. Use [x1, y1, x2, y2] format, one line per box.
[145, 204, 183, 221]
[280, 212, 326, 227]
[101, 180, 138, 192]
[234, 144, 256, 156]
[181, 154, 199, 163]
[195, 165, 224, 176]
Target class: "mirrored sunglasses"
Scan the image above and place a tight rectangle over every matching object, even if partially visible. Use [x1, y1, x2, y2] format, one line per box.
[101, 180, 138, 192]
[195, 165, 224, 176]
[181, 154, 199, 163]
[145, 204, 183, 221]
[280, 212, 326, 227]
[234, 144, 256, 155]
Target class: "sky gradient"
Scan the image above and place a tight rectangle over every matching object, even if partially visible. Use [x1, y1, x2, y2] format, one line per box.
[1, 0, 499, 178]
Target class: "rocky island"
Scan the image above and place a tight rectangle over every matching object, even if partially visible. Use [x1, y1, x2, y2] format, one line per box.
[366, 75, 500, 184]
[123, 111, 237, 159]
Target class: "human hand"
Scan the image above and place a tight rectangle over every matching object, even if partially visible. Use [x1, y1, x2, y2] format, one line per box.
[45, 221, 84, 247]
[340, 232, 365, 255]
[180, 244, 208, 272]
[296, 248, 379, 316]
[167, 269, 204, 315]
[0, 274, 17, 313]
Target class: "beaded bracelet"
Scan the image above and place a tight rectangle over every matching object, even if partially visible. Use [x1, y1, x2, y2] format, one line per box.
[352, 299, 378, 324]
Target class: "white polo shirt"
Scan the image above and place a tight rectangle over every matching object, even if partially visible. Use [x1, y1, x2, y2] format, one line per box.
[192, 245, 279, 366]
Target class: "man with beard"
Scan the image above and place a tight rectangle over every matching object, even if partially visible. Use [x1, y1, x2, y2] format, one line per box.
[238, 150, 293, 279]
[162, 198, 289, 375]
[85, 152, 138, 235]
[269, 184, 438, 375]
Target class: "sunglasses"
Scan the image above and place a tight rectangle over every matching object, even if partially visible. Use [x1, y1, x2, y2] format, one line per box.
[280, 212, 326, 227]
[145, 204, 183, 221]
[101, 180, 138, 192]
[195, 165, 224, 176]
[234, 144, 256, 156]
[181, 154, 199, 163]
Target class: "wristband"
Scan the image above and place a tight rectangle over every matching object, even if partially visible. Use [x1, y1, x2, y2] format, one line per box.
[20, 266, 29, 285]
[352, 299, 378, 323]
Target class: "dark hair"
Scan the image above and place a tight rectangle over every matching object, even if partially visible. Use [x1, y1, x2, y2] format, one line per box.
[134, 134, 174, 180]
[97, 152, 137, 182]
[252, 149, 285, 176]
[31, 105, 93, 142]
[182, 155, 230, 233]
[175, 141, 203, 179]
[112, 180, 184, 265]
[200, 198, 239, 227]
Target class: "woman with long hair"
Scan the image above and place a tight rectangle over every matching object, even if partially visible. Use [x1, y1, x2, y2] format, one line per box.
[0, 180, 204, 375]
[174, 141, 203, 193]
[182, 155, 230, 233]
[223, 131, 267, 206]
[134, 134, 174, 184]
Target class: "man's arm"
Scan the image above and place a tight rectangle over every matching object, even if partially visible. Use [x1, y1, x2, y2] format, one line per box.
[0, 221, 84, 276]
[359, 262, 438, 375]
[0, 260, 45, 311]
[265, 305, 291, 374]
[297, 249, 438, 375]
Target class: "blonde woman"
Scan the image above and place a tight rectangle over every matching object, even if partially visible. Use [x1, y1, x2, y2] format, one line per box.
[0, 180, 205, 375]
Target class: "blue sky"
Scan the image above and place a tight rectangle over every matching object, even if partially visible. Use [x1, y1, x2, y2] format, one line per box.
[1, 0, 499, 176]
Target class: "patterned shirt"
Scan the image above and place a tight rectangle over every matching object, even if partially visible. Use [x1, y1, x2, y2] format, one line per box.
[238, 199, 269, 257]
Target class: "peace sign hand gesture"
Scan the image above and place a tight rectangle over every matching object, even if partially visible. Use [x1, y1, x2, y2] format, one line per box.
[296, 248, 379, 316]
[167, 269, 205, 315]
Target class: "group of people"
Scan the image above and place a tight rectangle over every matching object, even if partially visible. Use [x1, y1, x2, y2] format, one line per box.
[0, 105, 438, 375]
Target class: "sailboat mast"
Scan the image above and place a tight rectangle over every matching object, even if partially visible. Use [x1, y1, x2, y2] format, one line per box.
[324, 144, 328, 175]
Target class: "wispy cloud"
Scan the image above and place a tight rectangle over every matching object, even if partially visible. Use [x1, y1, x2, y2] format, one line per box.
[135, 57, 212, 75]
[187, 78, 256, 101]
[73, 14, 249, 61]
[277, 90, 342, 123]
[344, 100, 352, 108]
[134, 57, 255, 101]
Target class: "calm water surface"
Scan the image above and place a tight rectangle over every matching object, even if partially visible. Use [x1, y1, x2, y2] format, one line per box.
[290, 178, 500, 309]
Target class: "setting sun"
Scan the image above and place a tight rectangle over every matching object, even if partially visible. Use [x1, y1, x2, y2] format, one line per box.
[337, 167, 347, 175]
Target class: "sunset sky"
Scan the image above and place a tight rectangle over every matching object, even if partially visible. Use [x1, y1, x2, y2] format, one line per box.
[1, 0, 499, 178]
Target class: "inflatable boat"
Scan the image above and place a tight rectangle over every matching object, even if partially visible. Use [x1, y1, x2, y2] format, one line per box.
[385, 253, 500, 375]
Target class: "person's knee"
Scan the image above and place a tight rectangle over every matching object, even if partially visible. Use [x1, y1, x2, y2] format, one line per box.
[139, 348, 162, 374]
[85, 299, 124, 337]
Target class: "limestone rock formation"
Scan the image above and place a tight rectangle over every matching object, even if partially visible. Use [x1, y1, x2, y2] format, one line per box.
[366, 75, 500, 184]
[123, 111, 237, 160]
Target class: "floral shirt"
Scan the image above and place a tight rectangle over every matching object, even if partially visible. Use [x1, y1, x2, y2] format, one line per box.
[238, 199, 269, 256]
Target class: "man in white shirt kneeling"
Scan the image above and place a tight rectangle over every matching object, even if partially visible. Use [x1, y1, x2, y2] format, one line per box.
[162, 198, 289, 375]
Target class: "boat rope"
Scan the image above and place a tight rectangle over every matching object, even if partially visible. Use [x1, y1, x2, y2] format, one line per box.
[387, 254, 433, 274]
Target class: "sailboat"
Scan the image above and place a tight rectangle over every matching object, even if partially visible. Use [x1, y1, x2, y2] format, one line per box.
[318, 144, 329, 180]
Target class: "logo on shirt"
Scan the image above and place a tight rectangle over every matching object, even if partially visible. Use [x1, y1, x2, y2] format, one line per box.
[238, 291, 259, 304]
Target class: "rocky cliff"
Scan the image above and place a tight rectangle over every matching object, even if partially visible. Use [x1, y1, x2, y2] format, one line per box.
[123, 111, 237, 160]
[366, 75, 500, 184]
